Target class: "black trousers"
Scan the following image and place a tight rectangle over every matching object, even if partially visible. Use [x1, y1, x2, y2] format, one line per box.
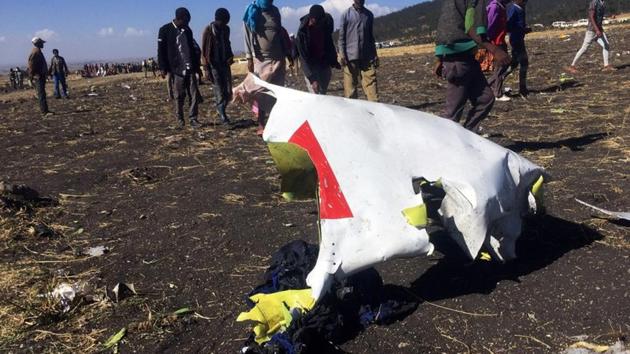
[210, 64, 233, 110]
[35, 76, 49, 114]
[506, 43, 529, 93]
[173, 73, 200, 122]
[442, 53, 495, 132]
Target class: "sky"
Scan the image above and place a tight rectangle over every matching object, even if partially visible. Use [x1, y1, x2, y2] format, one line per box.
[0, 0, 422, 67]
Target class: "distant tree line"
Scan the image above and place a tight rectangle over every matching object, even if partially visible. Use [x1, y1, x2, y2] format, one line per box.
[372, 0, 630, 43]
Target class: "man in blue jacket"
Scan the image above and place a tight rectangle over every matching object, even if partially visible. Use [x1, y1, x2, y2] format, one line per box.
[506, 0, 531, 97]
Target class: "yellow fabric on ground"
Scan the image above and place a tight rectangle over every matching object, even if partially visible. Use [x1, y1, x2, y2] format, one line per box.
[236, 289, 315, 344]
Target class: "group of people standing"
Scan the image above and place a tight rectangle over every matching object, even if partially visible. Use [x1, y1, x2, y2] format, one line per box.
[8, 67, 25, 90]
[27, 37, 72, 116]
[433, 0, 614, 134]
[157, 0, 380, 134]
[24, 0, 615, 135]
[81, 62, 144, 78]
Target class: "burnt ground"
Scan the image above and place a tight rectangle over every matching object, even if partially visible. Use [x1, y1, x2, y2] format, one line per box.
[0, 28, 628, 354]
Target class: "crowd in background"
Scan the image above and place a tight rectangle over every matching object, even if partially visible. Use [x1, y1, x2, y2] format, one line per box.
[80, 62, 145, 78]
[21, 0, 614, 135]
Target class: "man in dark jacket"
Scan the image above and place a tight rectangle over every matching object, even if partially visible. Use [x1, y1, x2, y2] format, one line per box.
[49, 49, 70, 99]
[202, 8, 234, 124]
[28, 37, 53, 116]
[158, 7, 202, 129]
[296, 5, 340, 95]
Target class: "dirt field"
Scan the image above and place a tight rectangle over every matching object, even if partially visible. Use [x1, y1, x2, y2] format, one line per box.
[0, 27, 628, 354]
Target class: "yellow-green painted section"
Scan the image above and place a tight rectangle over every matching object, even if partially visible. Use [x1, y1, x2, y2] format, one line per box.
[402, 204, 428, 228]
[531, 175, 544, 207]
[268, 143, 317, 200]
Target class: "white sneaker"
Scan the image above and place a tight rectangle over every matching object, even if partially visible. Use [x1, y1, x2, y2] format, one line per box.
[496, 95, 511, 102]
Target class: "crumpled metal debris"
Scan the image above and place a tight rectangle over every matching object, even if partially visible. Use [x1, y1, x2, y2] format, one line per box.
[111, 283, 137, 303]
[47, 282, 86, 313]
[85, 245, 109, 257]
[576, 199, 630, 221]
[241, 76, 547, 300]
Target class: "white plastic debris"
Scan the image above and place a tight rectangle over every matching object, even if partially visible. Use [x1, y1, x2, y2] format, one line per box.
[111, 283, 137, 302]
[47, 282, 85, 313]
[243, 76, 546, 300]
[576, 199, 630, 221]
[85, 245, 109, 257]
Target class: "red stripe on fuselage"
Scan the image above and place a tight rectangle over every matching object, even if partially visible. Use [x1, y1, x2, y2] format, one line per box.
[289, 121, 353, 219]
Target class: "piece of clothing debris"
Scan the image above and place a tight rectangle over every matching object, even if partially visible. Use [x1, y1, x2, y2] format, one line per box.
[237, 289, 315, 344]
[239, 241, 419, 353]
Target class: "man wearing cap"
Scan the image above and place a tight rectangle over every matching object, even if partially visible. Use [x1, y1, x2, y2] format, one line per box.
[296, 5, 340, 95]
[338, 0, 379, 102]
[158, 7, 203, 129]
[202, 8, 235, 125]
[28, 37, 53, 116]
[49, 49, 70, 99]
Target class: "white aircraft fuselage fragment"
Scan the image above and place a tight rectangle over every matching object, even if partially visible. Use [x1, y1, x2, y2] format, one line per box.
[255, 78, 546, 300]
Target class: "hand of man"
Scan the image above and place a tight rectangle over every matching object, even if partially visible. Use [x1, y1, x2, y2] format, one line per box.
[433, 60, 443, 78]
[339, 56, 347, 67]
[160, 70, 167, 79]
[595, 30, 603, 38]
[247, 59, 254, 73]
[227, 57, 234, 65]
[492, 46, 511, 66]
[311, 80, 320, 94]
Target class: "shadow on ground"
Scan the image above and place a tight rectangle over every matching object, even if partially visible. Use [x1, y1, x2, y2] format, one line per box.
[528, 81, 583, 94]
[506, 132, 609, 152]
[317, 214, 602, 352]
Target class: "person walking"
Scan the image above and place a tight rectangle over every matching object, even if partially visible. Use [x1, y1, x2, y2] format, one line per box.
[202, 8, 235, 125]
[338, 0, 379, 102]
[49, 49, 70, 99]
[158, 7, 203, 129]
[296, 5, 341, 95]
[28, 37, 53, 117]
[433, 0, 510, 133]
[567, 0, 614, 73]
[486, 0, 511, 101]
[505, 0, 531, 97]
[243, 0, 288, 135]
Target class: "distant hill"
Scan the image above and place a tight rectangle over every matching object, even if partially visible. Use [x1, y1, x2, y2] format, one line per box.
[373, 0, 630, 43]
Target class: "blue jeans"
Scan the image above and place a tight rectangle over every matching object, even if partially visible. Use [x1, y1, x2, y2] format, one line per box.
[53, 73, 68, 98]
